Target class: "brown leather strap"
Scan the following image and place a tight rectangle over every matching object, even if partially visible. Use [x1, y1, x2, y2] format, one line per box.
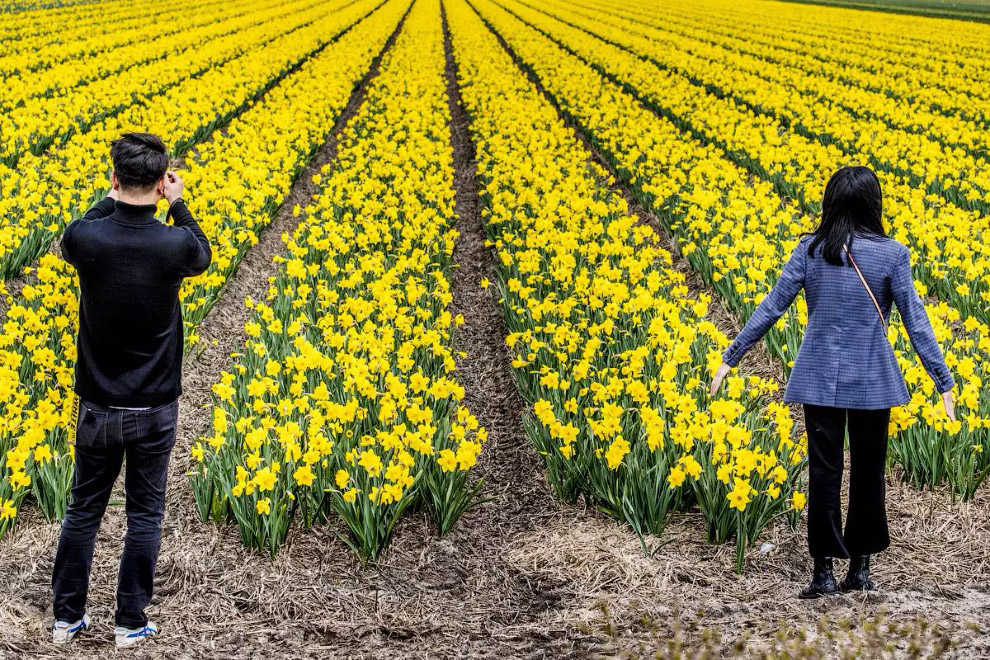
[843, 243, 887, 333]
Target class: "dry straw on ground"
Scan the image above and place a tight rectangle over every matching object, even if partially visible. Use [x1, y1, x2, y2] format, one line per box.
[1, 20, 988, 660]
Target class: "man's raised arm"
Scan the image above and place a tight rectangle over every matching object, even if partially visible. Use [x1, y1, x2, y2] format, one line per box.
[81, 191, 117, 220]
[164, 172, 211, 277]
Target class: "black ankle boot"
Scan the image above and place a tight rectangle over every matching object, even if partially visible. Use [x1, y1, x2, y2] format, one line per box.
[799, 557, 839, 599]
[839, 555, 875, 592]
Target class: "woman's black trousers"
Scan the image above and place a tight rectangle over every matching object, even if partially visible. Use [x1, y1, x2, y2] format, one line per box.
[803, 404, 891, 559]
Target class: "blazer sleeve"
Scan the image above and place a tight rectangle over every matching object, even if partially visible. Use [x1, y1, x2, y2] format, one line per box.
[722, 239, 806, 367]
[891, 246, 954, 393]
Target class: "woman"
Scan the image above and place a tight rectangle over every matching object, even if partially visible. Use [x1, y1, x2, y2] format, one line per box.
[709, 165, 955, 598]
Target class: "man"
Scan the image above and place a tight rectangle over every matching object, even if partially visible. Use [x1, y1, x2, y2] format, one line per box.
[51, 132, 211, 648]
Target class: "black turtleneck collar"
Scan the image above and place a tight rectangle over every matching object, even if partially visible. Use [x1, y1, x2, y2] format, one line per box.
[112, 199, 158, 225]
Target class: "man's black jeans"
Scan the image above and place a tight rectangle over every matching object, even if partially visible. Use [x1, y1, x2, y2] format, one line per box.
[52, 397, 178, 629]
[803, 404, 891, 559]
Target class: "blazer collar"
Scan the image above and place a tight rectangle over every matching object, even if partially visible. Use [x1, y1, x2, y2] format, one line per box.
[112, 199, 158, 225]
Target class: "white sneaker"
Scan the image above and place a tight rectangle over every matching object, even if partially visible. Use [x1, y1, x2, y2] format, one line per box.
[114, 621, 159, 648]
[52, 613, 91, 644]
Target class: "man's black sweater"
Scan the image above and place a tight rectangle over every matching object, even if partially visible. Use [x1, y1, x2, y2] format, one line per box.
[60, 196, 212, 407]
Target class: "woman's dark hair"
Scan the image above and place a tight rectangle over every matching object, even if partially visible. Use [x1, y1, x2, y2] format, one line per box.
[807, 165, 886, 266]
[110, 132, 169, 190]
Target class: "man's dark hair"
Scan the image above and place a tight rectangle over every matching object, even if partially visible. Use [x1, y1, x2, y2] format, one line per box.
[110, 133, 170, 190]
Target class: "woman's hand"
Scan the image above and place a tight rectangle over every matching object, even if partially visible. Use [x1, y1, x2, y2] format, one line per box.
[942, 390, 956, 422]
[710, 362, 732, 397]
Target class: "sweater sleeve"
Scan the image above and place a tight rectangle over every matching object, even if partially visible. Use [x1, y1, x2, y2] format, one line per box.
[891, 245, 954, 393]
[167, 198, 212, 277]
[722, 239, 806, 367]
[82, 195, 117, 220]
[62, 196, 116, 266]
[59, 221, 77, 266]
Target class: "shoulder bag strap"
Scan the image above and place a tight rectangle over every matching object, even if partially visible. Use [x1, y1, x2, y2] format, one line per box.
[843, 243, 888, 333]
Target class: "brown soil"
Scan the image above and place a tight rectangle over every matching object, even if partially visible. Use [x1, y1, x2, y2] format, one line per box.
[0, 4, 988, 660]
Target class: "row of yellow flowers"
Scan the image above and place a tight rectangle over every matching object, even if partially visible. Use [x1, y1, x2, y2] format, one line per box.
[502, 0, 990, 326]
[0, 0, 253, 110]
[563, 0, 990, 215]
[0, 0, 409, 541]
[641, 1, 990, 158]
[618, 0, 990, 133]
[0, 0, 177, 50]
[448, 0, 805, 571]
[0, 0, 380, 279]
[190, 0, 486, 559]
[1, 0, 321, 164]
[468, 0, 987, 498]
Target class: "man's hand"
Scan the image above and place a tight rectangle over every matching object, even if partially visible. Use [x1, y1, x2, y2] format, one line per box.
[162, 170, 184, 205]
[943, 390, 956, 422]
[710, 362, 732, 397]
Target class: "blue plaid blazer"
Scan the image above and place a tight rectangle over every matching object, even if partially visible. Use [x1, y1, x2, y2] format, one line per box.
[722, 234, 954, 409]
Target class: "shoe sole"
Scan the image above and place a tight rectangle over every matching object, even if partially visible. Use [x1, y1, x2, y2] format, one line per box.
[115, 628, 158, 648]
[116, 638, 155, 649]
[839, 578, 876, 592]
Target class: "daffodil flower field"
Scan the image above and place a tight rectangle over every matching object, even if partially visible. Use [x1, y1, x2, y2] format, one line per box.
[447, 0, 806, 571]
[0, 0, 409, 538]
[1, 0, 988, 592]
[461, 0, 989, 500]
[189, 0, 489, 559]
[0, 0, 385, 278]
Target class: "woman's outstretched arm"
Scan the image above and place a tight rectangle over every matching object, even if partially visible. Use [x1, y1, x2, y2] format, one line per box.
[891, 245, 955, 395]
[710, 239, 806, 394]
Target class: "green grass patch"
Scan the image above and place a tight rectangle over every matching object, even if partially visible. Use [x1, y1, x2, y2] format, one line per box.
[780, 0, 990, 23]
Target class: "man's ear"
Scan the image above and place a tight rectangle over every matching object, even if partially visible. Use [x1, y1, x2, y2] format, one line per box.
[110, 170, 119, 190]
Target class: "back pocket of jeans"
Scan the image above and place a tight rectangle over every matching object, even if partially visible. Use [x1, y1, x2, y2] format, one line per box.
[75, 406, 108, 451]
[135, 400, 178, 452]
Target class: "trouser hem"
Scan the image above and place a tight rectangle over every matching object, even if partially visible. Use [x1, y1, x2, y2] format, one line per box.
[115, 615, 149, 629]
[53, 609, 85, 624]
